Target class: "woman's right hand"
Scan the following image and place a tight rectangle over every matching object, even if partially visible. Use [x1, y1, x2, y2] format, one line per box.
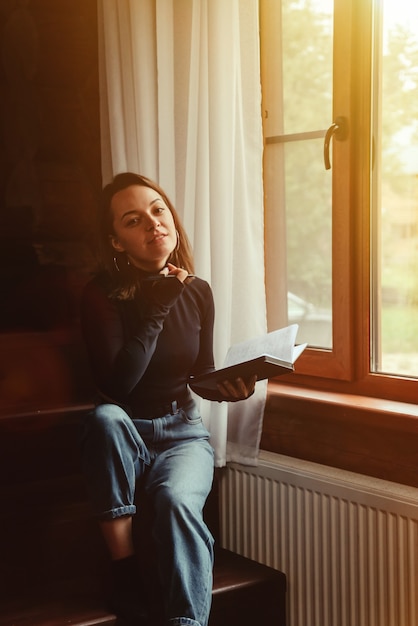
[163, 262, 189, 283]
[141, 264, 186, 306]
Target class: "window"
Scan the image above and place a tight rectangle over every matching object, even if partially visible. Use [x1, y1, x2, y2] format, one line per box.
[260, 0, 418, 405]
[371, 1, 418, 378]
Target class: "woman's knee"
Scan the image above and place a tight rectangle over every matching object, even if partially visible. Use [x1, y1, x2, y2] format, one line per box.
[87, 403, 128, 432]
[153, 483, 206, 524]
[81, 404, 132, 452]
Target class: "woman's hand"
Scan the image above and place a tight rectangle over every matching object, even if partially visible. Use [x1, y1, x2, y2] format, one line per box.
[161, 263, 189, 283]
[217, 374, 257, 401]
[142, 263, 187, 305]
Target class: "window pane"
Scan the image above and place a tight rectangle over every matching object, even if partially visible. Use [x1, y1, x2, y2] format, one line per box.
[262, 0, 334, 349]
[282, 0, 333, 134]
[371, 0, 418, 377]
[282, 0, 333, 348]
[285, 139, 332, 348]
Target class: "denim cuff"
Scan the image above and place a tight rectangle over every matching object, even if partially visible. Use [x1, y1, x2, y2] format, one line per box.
[168, 618, 201, 626]
[99, 504, 136, 520]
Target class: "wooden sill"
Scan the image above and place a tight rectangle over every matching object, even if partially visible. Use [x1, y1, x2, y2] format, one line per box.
[261, 382, 418, 489]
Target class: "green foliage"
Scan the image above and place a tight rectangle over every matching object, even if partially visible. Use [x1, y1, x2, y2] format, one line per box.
[381, 24, 418, 182]
[382, 305, 418, 353]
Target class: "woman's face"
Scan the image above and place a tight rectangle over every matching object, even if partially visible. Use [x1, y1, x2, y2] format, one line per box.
[110, 184, 177, 272]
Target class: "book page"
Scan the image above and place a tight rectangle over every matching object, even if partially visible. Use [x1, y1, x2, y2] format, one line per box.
[223, 324, 300, 368]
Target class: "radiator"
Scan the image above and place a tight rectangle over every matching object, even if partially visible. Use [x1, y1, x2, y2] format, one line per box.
[219, 451, 418, 626]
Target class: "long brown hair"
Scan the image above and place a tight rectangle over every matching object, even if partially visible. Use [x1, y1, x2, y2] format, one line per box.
[97, 172, 195, 299]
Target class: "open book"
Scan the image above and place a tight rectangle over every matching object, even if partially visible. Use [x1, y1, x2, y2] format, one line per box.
[190, 324, 307, 392]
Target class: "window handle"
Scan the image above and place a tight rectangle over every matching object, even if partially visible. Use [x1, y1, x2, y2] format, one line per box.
[324, 116, 348, 170]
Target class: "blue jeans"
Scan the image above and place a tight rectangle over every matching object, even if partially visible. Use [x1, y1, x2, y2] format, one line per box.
[81, 399, 215, 626]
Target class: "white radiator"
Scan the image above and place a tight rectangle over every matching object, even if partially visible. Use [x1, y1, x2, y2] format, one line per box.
[219, 451, 418, 626]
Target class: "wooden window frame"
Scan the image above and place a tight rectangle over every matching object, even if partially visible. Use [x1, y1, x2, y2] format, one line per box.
[260, 0, 418, 487]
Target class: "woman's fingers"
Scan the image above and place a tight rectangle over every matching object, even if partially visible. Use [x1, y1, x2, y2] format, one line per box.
[165, 263, 188, 283]
[217, 374, 257, 400]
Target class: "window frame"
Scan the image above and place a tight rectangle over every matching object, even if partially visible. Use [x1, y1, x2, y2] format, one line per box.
[260, 0, 418, 406]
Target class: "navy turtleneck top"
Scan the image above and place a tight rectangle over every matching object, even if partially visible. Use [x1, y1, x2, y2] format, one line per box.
[81, 269, 225, 416]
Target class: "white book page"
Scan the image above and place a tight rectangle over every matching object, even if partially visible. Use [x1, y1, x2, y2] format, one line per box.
[292, 342, 308, 362]
[223, 324, 300, 368]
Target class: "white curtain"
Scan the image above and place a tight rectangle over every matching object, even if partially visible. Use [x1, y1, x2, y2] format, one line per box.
[98, 0, 267, 467]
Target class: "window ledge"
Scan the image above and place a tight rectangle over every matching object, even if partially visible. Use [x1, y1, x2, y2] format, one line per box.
[261, 382, 418, 488]
[267, 382, 418, 421]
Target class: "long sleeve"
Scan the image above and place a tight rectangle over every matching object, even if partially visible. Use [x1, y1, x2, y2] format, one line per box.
[81, 276, 183, 400]
[81, 273, 233, 413]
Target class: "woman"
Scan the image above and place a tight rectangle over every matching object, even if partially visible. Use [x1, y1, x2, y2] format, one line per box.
[81, 173, 256, 626]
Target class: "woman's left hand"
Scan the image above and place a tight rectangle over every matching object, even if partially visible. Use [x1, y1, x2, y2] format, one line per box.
[217, 374, 257, 401]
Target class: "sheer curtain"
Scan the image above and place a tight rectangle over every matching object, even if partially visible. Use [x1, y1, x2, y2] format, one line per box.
[98, 0, 267, 466]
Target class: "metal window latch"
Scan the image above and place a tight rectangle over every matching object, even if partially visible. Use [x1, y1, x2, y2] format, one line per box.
[324, 116, 348, 170]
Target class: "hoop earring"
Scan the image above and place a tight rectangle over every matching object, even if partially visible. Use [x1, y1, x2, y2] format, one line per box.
[175, 230, 180, 252]
[113, 257, 120, 272]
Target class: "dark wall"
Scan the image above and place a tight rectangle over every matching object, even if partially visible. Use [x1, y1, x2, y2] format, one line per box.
[0, 0, 101, 414]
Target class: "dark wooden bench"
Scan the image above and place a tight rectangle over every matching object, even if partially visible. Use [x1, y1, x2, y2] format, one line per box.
[0, 407, 286, 626]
